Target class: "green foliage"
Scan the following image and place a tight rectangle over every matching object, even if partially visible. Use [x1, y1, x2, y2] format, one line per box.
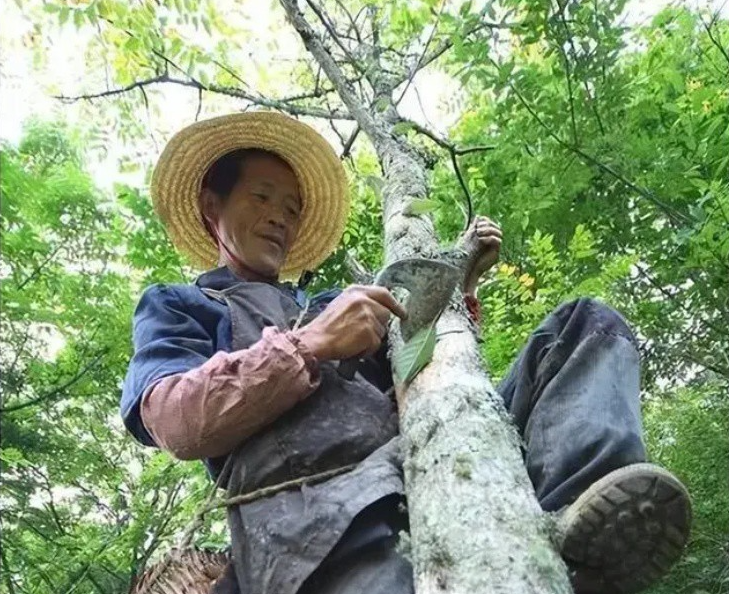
[442, 4, 729, 387]
[1, 124, 217, 594]
[481, 225, 636, 378]
[643, 384, 729, 593]
[309, 155, 385, 292]
[4, 1, 729, 593]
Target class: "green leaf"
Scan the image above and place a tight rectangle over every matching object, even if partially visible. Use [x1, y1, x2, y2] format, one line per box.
[404, 199, 439, 216]
[201, 16, 213, 35]
[0, 447, 29, 467]
[364, 175, 384, 196]
[73, 8, 84, 27]
[393, 318, 438, 385]
[392, 121, 415, 135]
[374, 97, 390, 112]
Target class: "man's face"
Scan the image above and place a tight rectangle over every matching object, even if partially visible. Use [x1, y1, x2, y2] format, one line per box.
[203, 153, 302, 279]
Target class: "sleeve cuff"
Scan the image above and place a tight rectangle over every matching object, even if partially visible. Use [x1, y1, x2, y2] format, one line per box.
[284, 330, 321, 385]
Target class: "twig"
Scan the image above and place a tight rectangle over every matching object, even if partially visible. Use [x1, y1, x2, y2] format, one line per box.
[405, 120, 495, 155]
[417, 15, 521, 73]
[451, 150, 474, 230]
[292, 299, 312, 331]
[206, 463, 358, 511]
[632, 264, 726, 337]
[279, 0, 380, 140]
[134, 460, 357, 594]
[132, 482, 184, 581]
[552, 0, 579, 146]
[1, 350, 108, 413]
[305, 0, 366, 79]
[341, 126, 360, 158]
[211, 59, 252, 90]
[403, 119, 495, 229]
[4, 325, 31, 381]
[334, 0, 363, 44]
[194, 86, 203, 121]
[396, 0, 446, 106]
[700, 10, 729, 69]
[61, 536, 118, 594]
[16, 244, 64, 289]
[1, 548, 16, 594]
[139, 85, 159, 154]
[133, 468, 226, 594]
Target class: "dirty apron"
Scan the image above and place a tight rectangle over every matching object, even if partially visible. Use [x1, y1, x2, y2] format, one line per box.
[201, 281, 408, 594]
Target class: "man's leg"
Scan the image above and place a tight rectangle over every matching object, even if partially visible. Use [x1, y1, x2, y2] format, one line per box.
[497, 297, 646, 511]
[497, 297, 690, 593]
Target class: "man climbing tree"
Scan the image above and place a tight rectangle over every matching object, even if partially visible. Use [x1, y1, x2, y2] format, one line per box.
[121, 105, 690, 594]
[5, 0, 729, 591]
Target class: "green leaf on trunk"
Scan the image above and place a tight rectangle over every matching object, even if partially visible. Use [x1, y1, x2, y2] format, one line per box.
[404, 199, 439, 216]
[393, 319, 438, 385]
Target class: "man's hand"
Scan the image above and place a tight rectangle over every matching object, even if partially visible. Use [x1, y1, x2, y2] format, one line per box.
[294, 286, 407, 361]
[463, 215, 503, 296]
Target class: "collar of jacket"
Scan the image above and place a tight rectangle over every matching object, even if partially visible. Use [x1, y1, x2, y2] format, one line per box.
[194, 265, 307, 308]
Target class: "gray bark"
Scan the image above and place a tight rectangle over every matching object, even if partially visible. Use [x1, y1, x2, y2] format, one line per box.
[279, 2, 573, 592]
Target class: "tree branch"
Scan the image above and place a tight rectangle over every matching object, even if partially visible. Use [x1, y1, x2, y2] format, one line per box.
[632, 264, 727, 338]
[395, 0, 445, 107]
[194, 86, 203, 121]
[4, 325, 32, 384]
[557, 0, 605, 135]
[54, 74, 353, 120]
[341, 126, 360, 158]
[279, 0, 382, 141]
[403, 120, 497, 229]
[305, 0, 368, 80]
[133, 482, 184, 577]
[16, 244, 65, 290]
[406, 120, 496, 155]
[1, 349, 108, 413]
[334, 0, 364, 44]
[211, 463, 358, 511]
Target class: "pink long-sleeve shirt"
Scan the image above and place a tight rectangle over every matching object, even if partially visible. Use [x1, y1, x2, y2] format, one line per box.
[141, 327, 320, 460]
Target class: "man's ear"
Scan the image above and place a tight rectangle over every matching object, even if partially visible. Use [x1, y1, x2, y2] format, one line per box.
[199, 188, 221, 226]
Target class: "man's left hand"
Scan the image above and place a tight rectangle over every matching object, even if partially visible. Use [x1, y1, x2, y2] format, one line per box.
[464, 215, 502, 296]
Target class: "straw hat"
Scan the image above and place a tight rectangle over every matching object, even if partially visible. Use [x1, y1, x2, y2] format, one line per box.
[151, 111, 350, 279]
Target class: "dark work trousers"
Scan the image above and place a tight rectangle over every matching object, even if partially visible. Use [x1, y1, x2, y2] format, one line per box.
[297, 297, 648, 594]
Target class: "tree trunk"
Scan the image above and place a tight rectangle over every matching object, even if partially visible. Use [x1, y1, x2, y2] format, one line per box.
[280, 2, 572, 592]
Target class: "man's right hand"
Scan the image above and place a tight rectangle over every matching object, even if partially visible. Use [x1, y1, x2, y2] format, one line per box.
[294, 285, 407, 362]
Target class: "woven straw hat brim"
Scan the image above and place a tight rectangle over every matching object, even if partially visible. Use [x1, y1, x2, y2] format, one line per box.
[151, 112, 349, 279]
